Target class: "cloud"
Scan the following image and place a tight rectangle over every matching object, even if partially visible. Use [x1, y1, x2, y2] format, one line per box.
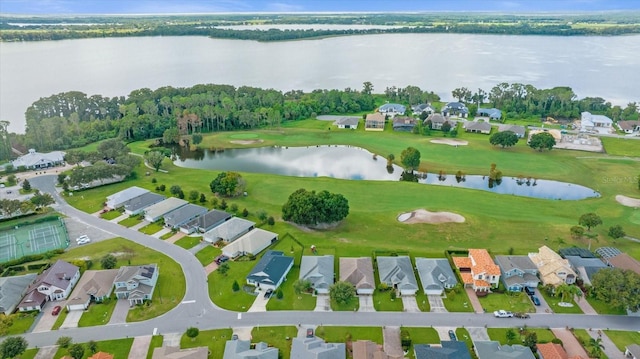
[265, 2, 305, 12]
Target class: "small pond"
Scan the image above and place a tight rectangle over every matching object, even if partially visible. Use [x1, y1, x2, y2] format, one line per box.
[172, 145, 599, 200]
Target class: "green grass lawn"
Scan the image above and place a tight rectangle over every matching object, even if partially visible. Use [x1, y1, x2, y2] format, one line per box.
[488, 327, 556, 344]
[118, 215, 143, 227]
[415, 291, 430, 312]
[174, 236, 202, 249]
[77, 298, 117, 327]
[51, 308, 69, 330]
[604, 330, 640, 352]
[330, 296, 359, 311]
[195, 245, 221, 266]
[4, 311, 38, 335]
[139, 221, 164, 235]
[455, 328, 476, 358]
[600, 136, 640, 157]
[146, 335, 164, 359]
[180, 329, 232, 359]
[55, 237, 185, 322]
[572, 329, 609, 359]
[208, 259, 256, 311]
[161, 231, 178, 240]
[478, 292, 535, 313]
[585, 296, 626, 315]
[403, 327, 441, 359]
[538, 289, 584, 314]
[54, 338, 134, 358]
[442, 288, 474, 312]
[19, 348, 38, 359]
[372, 288, 404, 311]
[251, 326, 298, 359]
[315, 326, 383, 344]
[100, 210, 123, 220]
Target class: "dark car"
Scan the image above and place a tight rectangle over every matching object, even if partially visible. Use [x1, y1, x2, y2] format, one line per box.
[214, 255, 229, 265]
[51, 306, 61, 316]
[448, 330, 457, 341]
[231, 334, 239, 340]
[524, 287, 535, 296]
[514, 312, 530, 319]
[306, 328, 314, 338]
[264, 289, 274, 298]
[531, 295, 541, 306]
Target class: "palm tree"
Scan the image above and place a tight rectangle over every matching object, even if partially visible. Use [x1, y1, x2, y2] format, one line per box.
[555, 283, 582, 303]
[588, 337, 605, 358]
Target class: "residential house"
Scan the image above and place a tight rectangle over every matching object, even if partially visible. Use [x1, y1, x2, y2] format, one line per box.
[537, 342, 586, 359]
[203, 217, 255, 244]
[412, 103, 435, 116]
[494, 255, 540, 292]
[596, 247, 640, 275]
[452, 249, 501, 292]
[581, 111, 613, 133]
[152, 345, 208, 359]
[415, 341, 472, 359]
[474, 341, 535, 359]
[476, 108, 502, 121]
[123, 192, 165, 216]
[335, 117, 360, 129]
[163, 204, 208, 229]
[340, 257, 375, 295]
[18, 260, 80, 312]
[223, 340, 278, 359]
[88, 353, 114, 359]
[66, 269, 119, 311]
[180, 209, 232, 234]
[498, 124, 526, 138]
[144, 198, 188, 222]
[113, 264, 159, 305]
[365, 113, 386, 131]
[528, 246, 577, 286]
[0, 274, 36, 315]
[11, 149, 65, 170]
[299, 255, 334, 294]
[463, 121, 492, 134]
[625, 344, 640, 359]
[415, 258, 457, 295]
[246, 251, 294, 291]
[424, 113, 453, 130]
[559, 248, 607, 286]
[442, 102, 469, 118]
[352, 340, 400, 359]
[222, 228, 278, 259]
[617, 120, 640, 134]
[106, 186, 150, 210]
[392, 116, 417, 132]
[376, 256, 419, 296]
[291, 336, 346, 359]
[378, 103, 406, 117]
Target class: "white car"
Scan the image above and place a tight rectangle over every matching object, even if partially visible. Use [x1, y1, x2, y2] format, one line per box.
[76, 235, 90, 243]
[493, 310, 513, 318]
[77, 238, 91, 245]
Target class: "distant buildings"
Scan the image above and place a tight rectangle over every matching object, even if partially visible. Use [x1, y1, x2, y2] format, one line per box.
[11, 149, 65, 170]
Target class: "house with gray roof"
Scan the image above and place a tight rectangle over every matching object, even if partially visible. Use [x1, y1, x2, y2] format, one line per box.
[300, 255, 334, 294]
[11, 149, 65, 170]
[477, 108, 502, 121]
[378, 103, 406, 117]
[18, 260, 80, 312]
[581, 111, 613, 133]
[163, 204, 208, 229]
[412, 103, 435, 116]
[222, 228, 278, 259]
[66, 269, 119, 311]
[617, 120, 640, 134]
[625, 344, 640, 359]
[442, 102, 469, 118]
[365, 113, 386, 131]
[597, 249, 640, 276]
[153, 345, 209, 359]
[562, 256, 607, 286]
[494, 256, 540, 292]
[424, 113, 453, 130]
[334, 117, 359, 129]
[376, 256, 419, 296]
[246, 251, 294, 291]
[415, 341, 472, 359]
[223, 340, 278, 359]
[106, 186, 150, 210]
[180, 209, 232, 234]
[144, 197, 188, 222]
[464, 121, 492, 134]
[415, 258, 457, 295]
[291, 336, 345, 359]
[340, 257, 375, 295]
[123, 192, 165, 216]
[392, 116, 417, 132]
[474, 341, 535, 359]
[113, 264, 159, 305]
[203, 217, 255, 244]
[498, 124, 526, 138]
[0, 274, 36, 315]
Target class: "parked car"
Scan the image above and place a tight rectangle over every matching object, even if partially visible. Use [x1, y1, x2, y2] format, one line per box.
[514, 312, 530, 319]
[493, 310, 513, 318]
[524, 287, 535, 296]
[531, 295, 541, 306]
[51, 306, 61, 316]
[231, 334, 239, 340]
[306, 328, 314, 338]
[77, 237, 91, 245]
[263, 289, 274, 298]
[214, 255, 229, 265]
[448, 330, 457, 341]
[76, 235, 90, 243]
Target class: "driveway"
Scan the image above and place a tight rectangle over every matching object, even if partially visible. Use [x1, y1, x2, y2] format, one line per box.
[382, 326, 404, 358]
[467, 327, 490, 342]
[34, 346, 59, 359]
[531, 288, 553, 314]
[428, 295, 447, 312]
[401, 296, 420, 312]
[465, 288, 484, 314]
[60, 309, 83, 329]
[551, 328, 590, 358]
[110, 213, 129, 223]
[152, 228, 172, 238]
[108, 299, 131, 324]
[167, 232, 186, 244]
[574, 295, 597, 315]
[435, 326, 458, 341]
[314, 294, 330, 312]
[247, 292, 269, 312]
[232, 327, 253, 340]
[31, 302, 60, 333]
[358, 295, 375, 312]
[587, 330, 625, 359]
[128, 335, 152, 359]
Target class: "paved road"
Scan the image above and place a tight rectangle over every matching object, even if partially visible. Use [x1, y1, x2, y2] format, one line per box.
[13, 175, 640, 348]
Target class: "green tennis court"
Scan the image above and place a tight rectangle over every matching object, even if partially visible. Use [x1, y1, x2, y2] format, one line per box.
[0, 218, 69, 263]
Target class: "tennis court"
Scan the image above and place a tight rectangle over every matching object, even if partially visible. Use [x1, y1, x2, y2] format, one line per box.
[0, 218, 70, 263]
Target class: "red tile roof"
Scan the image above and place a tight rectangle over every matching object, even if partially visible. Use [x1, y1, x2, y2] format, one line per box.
[469, 249, 501, 276]
[537, 343, 568, 359]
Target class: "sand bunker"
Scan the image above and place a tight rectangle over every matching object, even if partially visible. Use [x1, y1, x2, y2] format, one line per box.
[616, 195, 640, 208]
[397, 209, 465, 224]
[230, 139, 264, 145]
[430, 139, 469, 146]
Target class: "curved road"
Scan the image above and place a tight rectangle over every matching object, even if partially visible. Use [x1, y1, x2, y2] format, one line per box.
[16, 175, 640, 347]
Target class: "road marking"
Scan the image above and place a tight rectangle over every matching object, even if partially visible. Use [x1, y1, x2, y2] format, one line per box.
[181, 300, 196, 304]
[237, 313, 242, 320]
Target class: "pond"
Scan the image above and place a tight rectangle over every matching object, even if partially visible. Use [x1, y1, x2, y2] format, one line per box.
[172, 145, 599, 200]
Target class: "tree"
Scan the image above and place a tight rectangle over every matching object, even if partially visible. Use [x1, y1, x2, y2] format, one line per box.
[591, 268, 640, 312]
[330, 281, 356, 305]
[100, 254, 117, 269]
[21, 179, 31, 192]
[217, 262, 230, 276]
[169, 185, 182, 197]
[386, 153, 395, 168]
[192, 133, 203, 145]
[219, 199, 228, 210]
[555, 283, 581, 303]
[528, 132, 556, 151]
[230, 203, 238, 213]
[57, 336, 73, 348]
[87, 340, 98, 354]
[452, 87, 472, 102]
[400, 147, 421, 172]
[30, 192, 54, 209]
[144, 151, 165, 172]
[0, 316, 12, 336]
[505, 329, 517, 344]
[97, 138, 130, 160]
[189, 190, 199, 202]
[232, 280, 240, 292]
[362, 81, 373, 95]
[68, 343, 85, 359]
[186, 327, 200, 341]
[489, 131, 519, 148]
[293, 279, 312, 294]
[257, 210, 268, 222]
[276, 288, 283, 299]
[281, 189, 349, 226]
[0, 337, 28, 359]
[199, 193, 207, 203]
[440, 121, 452, 133]
[523, 332, 537, 352]
[579, 212, 602, 231]
[608, 225, 626, 240]
[267, 216, 275, 226]
[209, 171, 246, 197]
[241, 208, 249, 217]
[163, 127, 180, 145]
[570, 226, 585, 240]
[588, 337, 605, 358]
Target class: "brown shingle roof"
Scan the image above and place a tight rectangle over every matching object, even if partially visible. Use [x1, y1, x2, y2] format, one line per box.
[340, 257, 375, 291]
[608, 253, 640, 275]
[89, 352, 114, 359]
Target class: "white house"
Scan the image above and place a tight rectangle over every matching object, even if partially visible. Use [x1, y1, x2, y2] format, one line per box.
[221, 228, 278, 259]
[18, 260, 80, 312]
[378, 103, 406, 117]
[106, 186, 149, 210]
[581, 111, 613, 133]
[11, 149, 65, 170]
[143, 198, 188, 222]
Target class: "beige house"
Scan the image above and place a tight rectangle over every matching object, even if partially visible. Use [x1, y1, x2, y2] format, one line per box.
[340, 257, 375, 295]
[528, 246, 576, 286]
[66, 269, 119, 311]
[352, 340, 401, 359]
[365, 113, 385, 131]
[153, 346, 208, 359]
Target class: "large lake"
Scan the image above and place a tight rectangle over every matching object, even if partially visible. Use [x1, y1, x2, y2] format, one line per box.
[1, 33, 640, 133]
[172, 145, 599, 200]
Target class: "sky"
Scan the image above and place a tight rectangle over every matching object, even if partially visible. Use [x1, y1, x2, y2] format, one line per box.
[1, 0, 639, 15]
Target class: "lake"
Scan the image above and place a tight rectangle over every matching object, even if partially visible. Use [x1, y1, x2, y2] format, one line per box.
[2, 33, 640, 133]
[172, 145, 599, 200]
